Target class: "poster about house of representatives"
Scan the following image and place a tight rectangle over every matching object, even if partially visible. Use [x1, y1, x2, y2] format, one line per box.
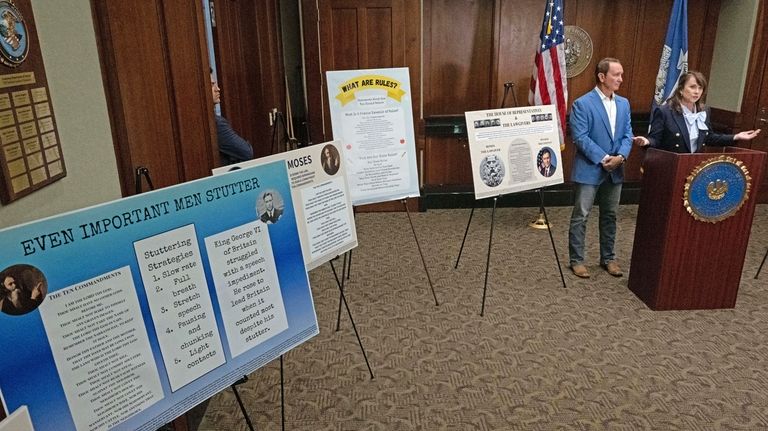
[0, 161, 318, 431]
[213, 141, 357, 271]
[326, 67, 420, 206]
[465, 104, 564, 199]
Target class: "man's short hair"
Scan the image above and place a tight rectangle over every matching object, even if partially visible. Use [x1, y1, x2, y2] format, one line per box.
[264, 192, 273, 200]
[595, 57, 621, 84]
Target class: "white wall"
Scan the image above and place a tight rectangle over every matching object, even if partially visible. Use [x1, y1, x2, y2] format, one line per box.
[707, 0, 760, 111]
[0, 1, 121, 229]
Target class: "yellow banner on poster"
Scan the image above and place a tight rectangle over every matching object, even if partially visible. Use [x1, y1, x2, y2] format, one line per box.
[334, 75, 406, 106]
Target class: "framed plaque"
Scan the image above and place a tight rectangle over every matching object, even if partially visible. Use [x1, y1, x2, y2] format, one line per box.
[0, 0, 66, 204]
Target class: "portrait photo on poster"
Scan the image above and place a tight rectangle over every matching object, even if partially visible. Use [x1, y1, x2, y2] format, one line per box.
[473, 118, 501, 129]
[257, 190, 284, 225]
[0, 264, 47, 316]
[320, 144, 341, 176]
[537, 147, 557, 178]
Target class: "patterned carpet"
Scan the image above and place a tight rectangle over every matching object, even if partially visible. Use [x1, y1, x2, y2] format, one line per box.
[192, 204, 768, 430]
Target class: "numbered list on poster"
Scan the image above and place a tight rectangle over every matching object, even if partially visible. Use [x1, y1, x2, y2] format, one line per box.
[134, 225, 226, 392]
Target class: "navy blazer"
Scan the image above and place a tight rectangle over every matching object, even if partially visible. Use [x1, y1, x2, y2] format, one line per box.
[216, 115, 254, 165]
[648, 104, 733, 153]
[569, 89, 633, 185]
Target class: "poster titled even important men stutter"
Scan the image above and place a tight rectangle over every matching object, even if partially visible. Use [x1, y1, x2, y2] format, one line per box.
[0, 161, 318, 431]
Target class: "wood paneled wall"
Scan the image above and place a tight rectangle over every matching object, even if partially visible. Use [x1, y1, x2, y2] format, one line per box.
[423, 0, 496, 114]
[422, 0, 722, 186]
[740, 0, 768, 202]
[302, 0, 421, 147]
[425, 0, 721, 117]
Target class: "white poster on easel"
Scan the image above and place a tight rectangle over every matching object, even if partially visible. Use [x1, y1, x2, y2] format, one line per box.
[213, 141, 357, 270]
[465, 105, 564, 199]
[325, 68, 420, 206]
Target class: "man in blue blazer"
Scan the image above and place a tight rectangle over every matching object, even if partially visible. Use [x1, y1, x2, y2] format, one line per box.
[568, 58, 647, 279]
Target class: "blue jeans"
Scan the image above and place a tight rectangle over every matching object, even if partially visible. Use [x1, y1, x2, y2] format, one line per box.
[568, 181, 622, 266]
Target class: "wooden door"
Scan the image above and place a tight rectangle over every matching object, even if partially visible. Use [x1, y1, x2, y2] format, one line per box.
[92, 0, 217, 195]
[750, 71, 768, 202]
[302, 0, 420, 210]
[212, 0, 284, 159]
[303, 0, 421, 144]
[741, 0, 768, 202]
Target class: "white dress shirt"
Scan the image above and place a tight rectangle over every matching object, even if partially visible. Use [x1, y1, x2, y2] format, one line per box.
[595, 86, 617, 138]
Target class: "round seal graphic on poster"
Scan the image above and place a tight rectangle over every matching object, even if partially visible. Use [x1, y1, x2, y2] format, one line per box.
[683, 155, 752, 223]
[479, 154, 505, 187]
[0, 1, 28, 67]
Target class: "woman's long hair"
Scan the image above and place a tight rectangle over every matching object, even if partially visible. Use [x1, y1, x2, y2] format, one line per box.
[667, 71, 707, 114]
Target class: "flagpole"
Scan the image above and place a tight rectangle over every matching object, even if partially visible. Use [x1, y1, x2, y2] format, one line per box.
[528, 0, 567, 230]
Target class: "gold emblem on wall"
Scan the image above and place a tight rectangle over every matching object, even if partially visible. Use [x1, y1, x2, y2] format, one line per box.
[564, 26, 592, 78]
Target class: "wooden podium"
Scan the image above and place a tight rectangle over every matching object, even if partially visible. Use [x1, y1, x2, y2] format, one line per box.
[628, 147, 766, 310]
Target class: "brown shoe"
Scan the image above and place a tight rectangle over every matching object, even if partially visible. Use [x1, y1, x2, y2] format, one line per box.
[602, 261, 623, 277]
[571, 264, 590, 278]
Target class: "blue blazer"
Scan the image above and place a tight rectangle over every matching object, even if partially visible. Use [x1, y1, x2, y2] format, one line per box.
[648, 104, 733, 153]
[569, 89, 633, 185]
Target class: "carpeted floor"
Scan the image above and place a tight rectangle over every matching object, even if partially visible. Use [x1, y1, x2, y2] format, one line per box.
[191, 204, 768, 430]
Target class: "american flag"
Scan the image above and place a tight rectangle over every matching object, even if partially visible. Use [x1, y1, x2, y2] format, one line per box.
[529, 0, 567, 149]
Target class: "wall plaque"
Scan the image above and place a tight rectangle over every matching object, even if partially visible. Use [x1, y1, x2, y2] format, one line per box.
[564, 25, 593, 78]
[0, 0, 66, 204]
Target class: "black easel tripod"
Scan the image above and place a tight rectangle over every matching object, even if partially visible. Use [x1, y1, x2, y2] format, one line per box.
[453, 83, 567, 316]
[335, 198, 440, 334]
[270, 111, 300, 155]
[402, 198, 440, 306]
[756, 247, 768, 279]
[329, 255, 375, 379]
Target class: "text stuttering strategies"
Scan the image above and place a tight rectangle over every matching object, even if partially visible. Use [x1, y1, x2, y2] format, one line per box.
[134, 225, 226, 392]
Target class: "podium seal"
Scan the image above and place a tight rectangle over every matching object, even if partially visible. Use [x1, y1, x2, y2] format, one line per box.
[683, 155, 752, 223]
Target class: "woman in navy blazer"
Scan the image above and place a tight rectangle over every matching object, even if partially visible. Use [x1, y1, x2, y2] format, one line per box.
[648, 71, 760, 153]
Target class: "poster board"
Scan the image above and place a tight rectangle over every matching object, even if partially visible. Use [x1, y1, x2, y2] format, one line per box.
[325, 67, 419, 206]
[0, 161, 317, 431]
[465, 105, 564, 199]
[213, 141, 357, 270]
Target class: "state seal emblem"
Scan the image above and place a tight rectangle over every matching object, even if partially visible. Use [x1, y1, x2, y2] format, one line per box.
[0, 0, 28, 68]
[564, 26, 592, 78]
[683, 155, 752, 223]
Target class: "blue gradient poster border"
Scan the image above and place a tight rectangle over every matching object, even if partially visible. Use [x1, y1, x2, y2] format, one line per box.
[0, 161, 317, 431]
